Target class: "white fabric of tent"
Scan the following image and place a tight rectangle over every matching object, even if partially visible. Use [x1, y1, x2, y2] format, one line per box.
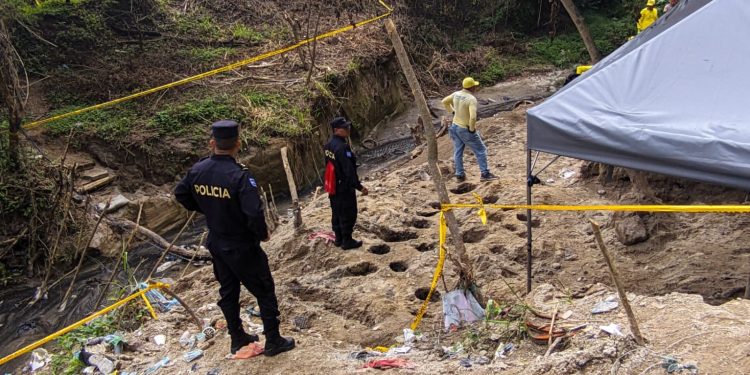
[526, 0, 750, 190]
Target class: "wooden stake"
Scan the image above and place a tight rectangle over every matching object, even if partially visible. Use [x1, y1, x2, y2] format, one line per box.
[559, 0, 601, 63]
[59, 199, 112, 312]
[146, 211, 196, 281]
[77, 175, 115, 194]
[548, 303, 559, 346]
[268, 184, 279, 220]
[280, 146, 303, 229]
[590, 219, 645, 345]
[385, 19, 474, 285]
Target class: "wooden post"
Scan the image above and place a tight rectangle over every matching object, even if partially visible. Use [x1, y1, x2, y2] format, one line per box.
[269, 184, 279, 221]
[280, 146, 302, 229]
[385, 19, 473, 286]
[590, 219, 645, 345]
[559, 0, 601, 63]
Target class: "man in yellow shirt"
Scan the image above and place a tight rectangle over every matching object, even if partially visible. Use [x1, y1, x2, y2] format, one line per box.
[637, 0, 658, 33]
[441, 77, 497, 182]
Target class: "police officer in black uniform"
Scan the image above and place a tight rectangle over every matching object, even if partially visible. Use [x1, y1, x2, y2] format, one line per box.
[325, 117, 368, 250]
[174, 120, 295, 356]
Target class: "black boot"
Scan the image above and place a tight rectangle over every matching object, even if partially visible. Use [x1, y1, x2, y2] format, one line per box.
[340, 235, 362, 250]
[264, 334, 296, 356]
[333, 229, 342, 247]
[230, 331, 260, 354]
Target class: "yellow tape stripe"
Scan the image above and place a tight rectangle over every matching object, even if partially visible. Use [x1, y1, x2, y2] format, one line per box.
[442, 204, 750, 213]
[0, 282, 167, 366]
[410, 212, 447, 330]
[23, 1, 393, 130]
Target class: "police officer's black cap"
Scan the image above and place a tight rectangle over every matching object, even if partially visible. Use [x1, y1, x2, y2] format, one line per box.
[211, 120, 240, 139]
[330, 117, 351, 129]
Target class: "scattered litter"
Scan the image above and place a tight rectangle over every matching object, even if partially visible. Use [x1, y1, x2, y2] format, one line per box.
[458, 358, 472, 368]
[442, 343, 464, 358]
[246, 305, 261, 317]
[154, 334, 167, 346]
[362, 358, 412, 370]
[183, 349, 204, 363]
[348, 350, 381, 361]
[233, 343, 264, 359]
[214, 319, 227, 330]
[475, 356, 491, 365]
[443, 289, 485, 331]
[139, 282, 179, 312]
[144, 356, 170, 375]
[493, 343, 514, 360]
[599, 323, 625, 337]
[29, 348, 51, 372]
[307, 231, 336, 244]
[367, 346, 392, 353]
[82, 366, 96, 374]
[156, 261, 179, 273]
[403, 328, 416, 344]
[77, 350, 115, 375]
[662, 357, 698, 374]
[86, 334, 125, 354]
[560, 168, 576, 180]
[561, 310, 574, 320]
[388, 346, 412, 355]
[206, 369, 220, 375]
[180, 331, 195, 349]
[592, 296, 619, 314]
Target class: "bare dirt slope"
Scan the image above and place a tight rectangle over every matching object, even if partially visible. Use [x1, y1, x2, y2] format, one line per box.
[33, 74, 750, 374]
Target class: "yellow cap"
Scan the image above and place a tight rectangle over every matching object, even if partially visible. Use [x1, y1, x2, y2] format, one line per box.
[646, 0, 655, 5]
[462, 77, 480, 89]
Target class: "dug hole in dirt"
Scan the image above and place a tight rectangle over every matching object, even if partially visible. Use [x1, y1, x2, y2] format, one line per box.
[32, 74, 747, 375]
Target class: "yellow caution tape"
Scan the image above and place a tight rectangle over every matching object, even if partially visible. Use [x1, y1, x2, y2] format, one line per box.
[23, 0, 393, 130]
[408, 202, 750, 332]
[0, 282, 168, 366]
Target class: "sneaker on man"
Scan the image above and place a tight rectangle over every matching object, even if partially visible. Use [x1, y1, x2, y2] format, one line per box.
[480, 172, 498, 182]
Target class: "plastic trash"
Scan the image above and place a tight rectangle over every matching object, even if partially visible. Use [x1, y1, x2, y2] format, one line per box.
[233, 343, 264, 359]
[443, 289, 485, 331]
[183, 349, 204, 363]
[458, 358, 472, 368]
[592, 296, 619, 314]
[442, 343, 464, 358]
[493, 343, 514, 360]
[179, 331, 195, 349]
[403, 328, 416, 345]
[87, 334, 125, 354]
[138, 282, 179, 312]
[29, 348, 50, 372]
[206, 369, 220, 375]
[154, 334, 167, 346]
[388, 346, 412, 355]
[77, 350, 115, 374]
[362, 358, 411, 369]
[599, 323, 625, 337]
[144, 356, 170, 375]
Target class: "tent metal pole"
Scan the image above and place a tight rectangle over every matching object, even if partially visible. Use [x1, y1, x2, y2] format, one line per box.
[526, 149, 533, 293]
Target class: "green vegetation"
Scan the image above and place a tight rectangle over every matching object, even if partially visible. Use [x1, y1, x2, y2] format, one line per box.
[149, 96, 242, 139]
[183, 47, 237, 63]
[240, 90, 312, 146]
[232, 24, 264, 42]
[45, 106, 138, 143]
[49, 316, 118, 375]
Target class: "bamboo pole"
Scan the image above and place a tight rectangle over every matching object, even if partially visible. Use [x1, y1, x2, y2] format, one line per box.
[385, 19, 473, 285]
[280, 146, 303, 229]
[560, 0, 601, 63]
[590, 219, 645, 345]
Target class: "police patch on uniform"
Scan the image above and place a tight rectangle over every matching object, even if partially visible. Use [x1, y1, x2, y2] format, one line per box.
[346, 151, 352, 157]
[248, 177, 257, 187]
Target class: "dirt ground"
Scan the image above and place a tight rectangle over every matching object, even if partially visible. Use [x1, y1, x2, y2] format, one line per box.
[26, 74, 750, 374]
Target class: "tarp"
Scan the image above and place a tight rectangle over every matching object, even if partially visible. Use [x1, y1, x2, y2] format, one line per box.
[527, 0, 750, 190]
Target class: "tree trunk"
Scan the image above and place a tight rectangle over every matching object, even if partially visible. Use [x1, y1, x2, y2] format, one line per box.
[385, 19, 474, 287]
[0, 18, 23, 167]
[559, 0, 602, 63]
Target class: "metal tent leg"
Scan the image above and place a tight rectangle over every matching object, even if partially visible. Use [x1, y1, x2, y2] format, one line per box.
[526, 149, 533, 293]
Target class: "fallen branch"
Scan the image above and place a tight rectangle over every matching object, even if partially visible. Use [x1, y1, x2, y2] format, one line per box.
[106, 217, 211, 260]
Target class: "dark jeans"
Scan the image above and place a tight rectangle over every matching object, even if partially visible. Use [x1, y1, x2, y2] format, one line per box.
[329, 190, 358, 239]
[209, 241, 281, 338]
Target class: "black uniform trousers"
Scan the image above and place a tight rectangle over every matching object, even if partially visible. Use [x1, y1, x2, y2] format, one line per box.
[329, 189, 358, 239]
[209, 242, 281, 338]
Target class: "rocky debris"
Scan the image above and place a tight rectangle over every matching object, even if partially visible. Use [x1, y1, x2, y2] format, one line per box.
[90, 222, 121, 257]
[125, 194, 188, 235]
[613, 213, 649, 245]
[80, 167, 110, 182]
